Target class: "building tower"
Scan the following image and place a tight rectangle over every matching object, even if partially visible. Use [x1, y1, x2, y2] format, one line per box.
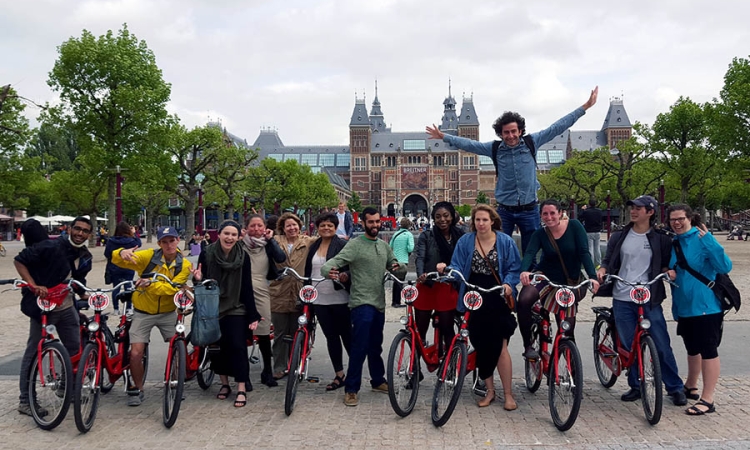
[601, 97, 632, 149]
[349, 93, 372, 206]
[369, 80, 390, 133]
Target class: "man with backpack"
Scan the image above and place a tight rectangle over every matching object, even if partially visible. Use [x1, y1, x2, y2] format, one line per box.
[426, 87, 598, 253]
[111, 226, 193, 406]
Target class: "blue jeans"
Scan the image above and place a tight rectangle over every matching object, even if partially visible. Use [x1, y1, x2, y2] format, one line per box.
[612, 301, 684, 394]
[586, 232, 601, 267]
[344, 305, 386, 393]
[497, 207, 540, 254]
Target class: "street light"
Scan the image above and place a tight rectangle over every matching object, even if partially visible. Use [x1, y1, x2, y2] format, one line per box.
[606, 190, 612, 240]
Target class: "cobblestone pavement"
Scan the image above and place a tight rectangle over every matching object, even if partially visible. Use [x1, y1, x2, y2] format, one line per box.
[0, 237, 748, 448]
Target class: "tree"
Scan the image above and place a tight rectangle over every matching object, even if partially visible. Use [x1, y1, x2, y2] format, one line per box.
[26, 122, 79, 173]
[203, 131, 258, 220]
[47, 24, 171, 232]
[475, 191, 490, 204]
[0, 85, 30, 153]
[457, 204, 472, 218]
[347, 192, 362, 213]
[711, 56, 750, 157]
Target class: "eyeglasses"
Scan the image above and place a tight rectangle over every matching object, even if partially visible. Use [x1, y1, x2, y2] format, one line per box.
[669, 217, 688, 223]
[72, 225, 93, 234]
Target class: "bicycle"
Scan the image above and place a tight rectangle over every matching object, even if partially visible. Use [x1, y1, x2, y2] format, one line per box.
[71, 280, 137, 432]
[591, 273, 674, 425]
[275, 267, 324, 416]
[430, 269, 502, 427]
[384, 272, 480, 418]
[523, 273, 593, 431]
[144, 272, 217, 428]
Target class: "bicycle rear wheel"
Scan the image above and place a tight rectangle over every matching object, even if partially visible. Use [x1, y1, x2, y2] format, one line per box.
[431, 340, 467, 427]
[639, 335, 663, 425]
[387, 331, 420, 417]
[163, 340, 186, 428]
[196, 346, 215, 390]
[284, 332, 305, 416]
[28, 340, 73, 430]
[548, 339, 583, 431]
[592, 317, 618, 388]
[74, 342, 101, 433]
[524, 324, 542, 393]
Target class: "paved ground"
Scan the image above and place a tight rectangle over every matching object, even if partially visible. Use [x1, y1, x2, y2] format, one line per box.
[0, 236, 749, 449]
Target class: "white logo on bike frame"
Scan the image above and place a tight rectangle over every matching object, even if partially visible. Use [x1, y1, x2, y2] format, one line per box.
[463, 291, 483, 311]
[555, 288, 576, 307]
[401, 285, 418, 303]
[629, 287, 651, 305]
[299, 285, 318, 303]
[88, 293, 110, 311]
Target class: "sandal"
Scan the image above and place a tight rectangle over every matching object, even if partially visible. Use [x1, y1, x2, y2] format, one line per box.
[234, 391, 247, 408]
[684, 386, 700, 401]
[217, 384, 231, 400]
[326, 375, 345, 391]
[686, 398, 715, 415]
[478, 390, 496, 407]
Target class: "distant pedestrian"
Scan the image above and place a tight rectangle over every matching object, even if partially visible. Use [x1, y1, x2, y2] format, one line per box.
[579, 201, 604, 267]
[389, 218, 414, 308]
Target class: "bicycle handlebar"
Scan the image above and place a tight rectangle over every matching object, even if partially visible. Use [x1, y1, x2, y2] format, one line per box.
[383, 272, 416, 285]
[67, 279, 136, 293]
[530, 273, 594, 291]
[143, 272, 216, 289]
[603, 272, 677, 288]
[441, 268, 507, 294]
[278, 267, 325, 283]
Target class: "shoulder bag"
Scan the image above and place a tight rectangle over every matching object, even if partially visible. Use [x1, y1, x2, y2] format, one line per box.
[673, 240, 740, 313]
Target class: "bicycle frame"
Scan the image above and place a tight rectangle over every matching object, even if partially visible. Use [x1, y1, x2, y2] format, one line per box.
[164, 290, 192, 384]
[287, 303, 315, 379]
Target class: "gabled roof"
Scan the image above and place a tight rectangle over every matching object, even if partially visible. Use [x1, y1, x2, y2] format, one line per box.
[252, 128, 285, 147]
[350, 98, 370, 127]
[601, 98, 632, 130]
[458, 95, 479, 126]
[322, 167, 350, 191]
[569, 130, 607, 151]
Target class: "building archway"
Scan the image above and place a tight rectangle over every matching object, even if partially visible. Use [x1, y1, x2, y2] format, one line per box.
[402, 194, 428, 219]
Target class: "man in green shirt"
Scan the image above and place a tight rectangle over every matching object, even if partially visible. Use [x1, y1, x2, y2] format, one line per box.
[322, 207, 406, 407]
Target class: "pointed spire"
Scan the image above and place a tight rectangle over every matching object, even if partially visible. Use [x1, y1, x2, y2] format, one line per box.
[370, 79, 388, 132]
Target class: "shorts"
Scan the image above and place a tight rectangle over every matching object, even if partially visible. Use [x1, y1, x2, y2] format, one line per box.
[676, 313, 723, 359]
[129, 311, 176, 344]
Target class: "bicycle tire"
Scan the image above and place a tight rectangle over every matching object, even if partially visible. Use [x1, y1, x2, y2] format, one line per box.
[639, 335, 663, 425]
[284, 332, 305, 416]
[431, 340, 467, 427]
[163, 340, 186, 428]
[548, 339, 583, 431]
[196, 346, 215, 390]
[73, 342, 101, 433]
[100, 325, 117, 394]
[592, 317, 618, 388]
[524, 324, 543, 393]
[28, 340, 73, 430]
[387, 331, 420, 417]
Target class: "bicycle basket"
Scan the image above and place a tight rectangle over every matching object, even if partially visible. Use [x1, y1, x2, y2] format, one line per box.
[401, 285, 419, 304]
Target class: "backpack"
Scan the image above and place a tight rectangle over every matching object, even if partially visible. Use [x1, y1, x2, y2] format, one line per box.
[141, 249, 183, 277]
[491, 135, 536, 177]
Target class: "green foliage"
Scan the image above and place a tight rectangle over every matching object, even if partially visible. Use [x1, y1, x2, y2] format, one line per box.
[711, 56, 750, 157]
[26, 121, 79, 173]
[347, 192, 362, 213]
[0, 85, 31, 154]
[203, 131, 258, 218]
[457, 204, 472, 217]
[475, 191, 489, 204]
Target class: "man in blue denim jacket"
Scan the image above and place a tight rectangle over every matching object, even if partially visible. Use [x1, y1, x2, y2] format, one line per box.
[426, 87, 598, 253]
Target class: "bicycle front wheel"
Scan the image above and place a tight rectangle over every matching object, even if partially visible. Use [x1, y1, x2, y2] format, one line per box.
[593, 317, 618, 388]
[524, 324, 542, 393]
[639, 335, 663, 425]
[284, 332, 305, 416]
[196, 346, 215, 390]
[100, 325, 117, 394]
[548, 339, 583, 432]
[28, 340, 73, 430]
[431, 340, 467, 427]
[387, 331, 420, 417]
[74, 342, 101, 433]
[163, 340, 186, 428]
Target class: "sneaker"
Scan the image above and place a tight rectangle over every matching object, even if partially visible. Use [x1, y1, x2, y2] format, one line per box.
[344, 392, 358, 406]
[621, 388, 641, 402]
[669, 390, 688, 406]
[372, 382, 389, 393]
[18, 402, 48, 418]
[128, 390, 144, 407]
[522, 346, 540, 360]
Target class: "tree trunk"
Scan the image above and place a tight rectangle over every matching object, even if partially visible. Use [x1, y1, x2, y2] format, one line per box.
[88, 212, 98, 248]
[108, 175, 117, 234]
[184, 191, 197, 246]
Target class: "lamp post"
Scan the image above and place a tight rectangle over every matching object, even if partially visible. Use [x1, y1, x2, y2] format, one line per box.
[115, 165, 123, 224]
[570, 197, 576, 220]
[606, 190, 612, 240]
[243, 195, 248, 224]
[658, 179, 665, 224]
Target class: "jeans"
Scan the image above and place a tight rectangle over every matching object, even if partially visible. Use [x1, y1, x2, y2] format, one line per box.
[587, 232, 601, 267]
[344, 305, 386, 393]
[20, 307, 80, 403]
[612, 301, 684, 393]
[497, 207, 540, 254]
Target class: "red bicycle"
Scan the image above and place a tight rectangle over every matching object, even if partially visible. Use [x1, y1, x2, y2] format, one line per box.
[523, 274, 593, 431]
[592, 273, 674, 425]
[430, 269, 500, 427]
[144, 272, 217, 428]
[275, 267, 324, 416]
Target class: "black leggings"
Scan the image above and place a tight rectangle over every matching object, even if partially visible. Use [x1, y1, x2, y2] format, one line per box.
[214, 315, 250, 383]
[414, 309, 455, 356]
[517, 285, 576, 348]
[314, 304, 352, 373]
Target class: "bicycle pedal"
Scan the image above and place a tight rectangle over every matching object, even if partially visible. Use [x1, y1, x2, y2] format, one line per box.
[306, 377, 320, 383]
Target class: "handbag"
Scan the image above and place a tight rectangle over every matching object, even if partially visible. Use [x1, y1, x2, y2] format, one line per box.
[673, 240, 741, 313]
[544, 227, 587, 301]
[475, 236, 515, 310]
[190, 283, 222, 346]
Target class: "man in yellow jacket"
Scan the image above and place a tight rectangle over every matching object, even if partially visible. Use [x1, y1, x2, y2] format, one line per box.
[111, 226, 192, 406]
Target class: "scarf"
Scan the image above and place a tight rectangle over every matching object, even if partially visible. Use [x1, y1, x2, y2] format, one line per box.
[242, 234, 268, 249]
[205, 242, 244, 309]
[434, 225, 464, 263]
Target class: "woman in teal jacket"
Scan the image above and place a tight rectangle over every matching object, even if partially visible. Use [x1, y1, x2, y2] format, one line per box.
[666, 204, 732, 416]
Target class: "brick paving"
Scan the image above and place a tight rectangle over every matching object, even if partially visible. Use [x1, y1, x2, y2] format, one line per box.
[0, 237, 748, 448]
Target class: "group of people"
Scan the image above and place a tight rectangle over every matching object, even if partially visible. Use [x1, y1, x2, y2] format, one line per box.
[12, 86, 733, 419]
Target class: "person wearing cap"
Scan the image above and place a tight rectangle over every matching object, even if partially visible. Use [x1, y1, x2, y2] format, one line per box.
[111, 226, 193, 407]
[596, 195, 687, 406]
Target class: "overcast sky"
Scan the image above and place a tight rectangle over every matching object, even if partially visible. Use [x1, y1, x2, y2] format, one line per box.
[2, 0, 749, 146]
